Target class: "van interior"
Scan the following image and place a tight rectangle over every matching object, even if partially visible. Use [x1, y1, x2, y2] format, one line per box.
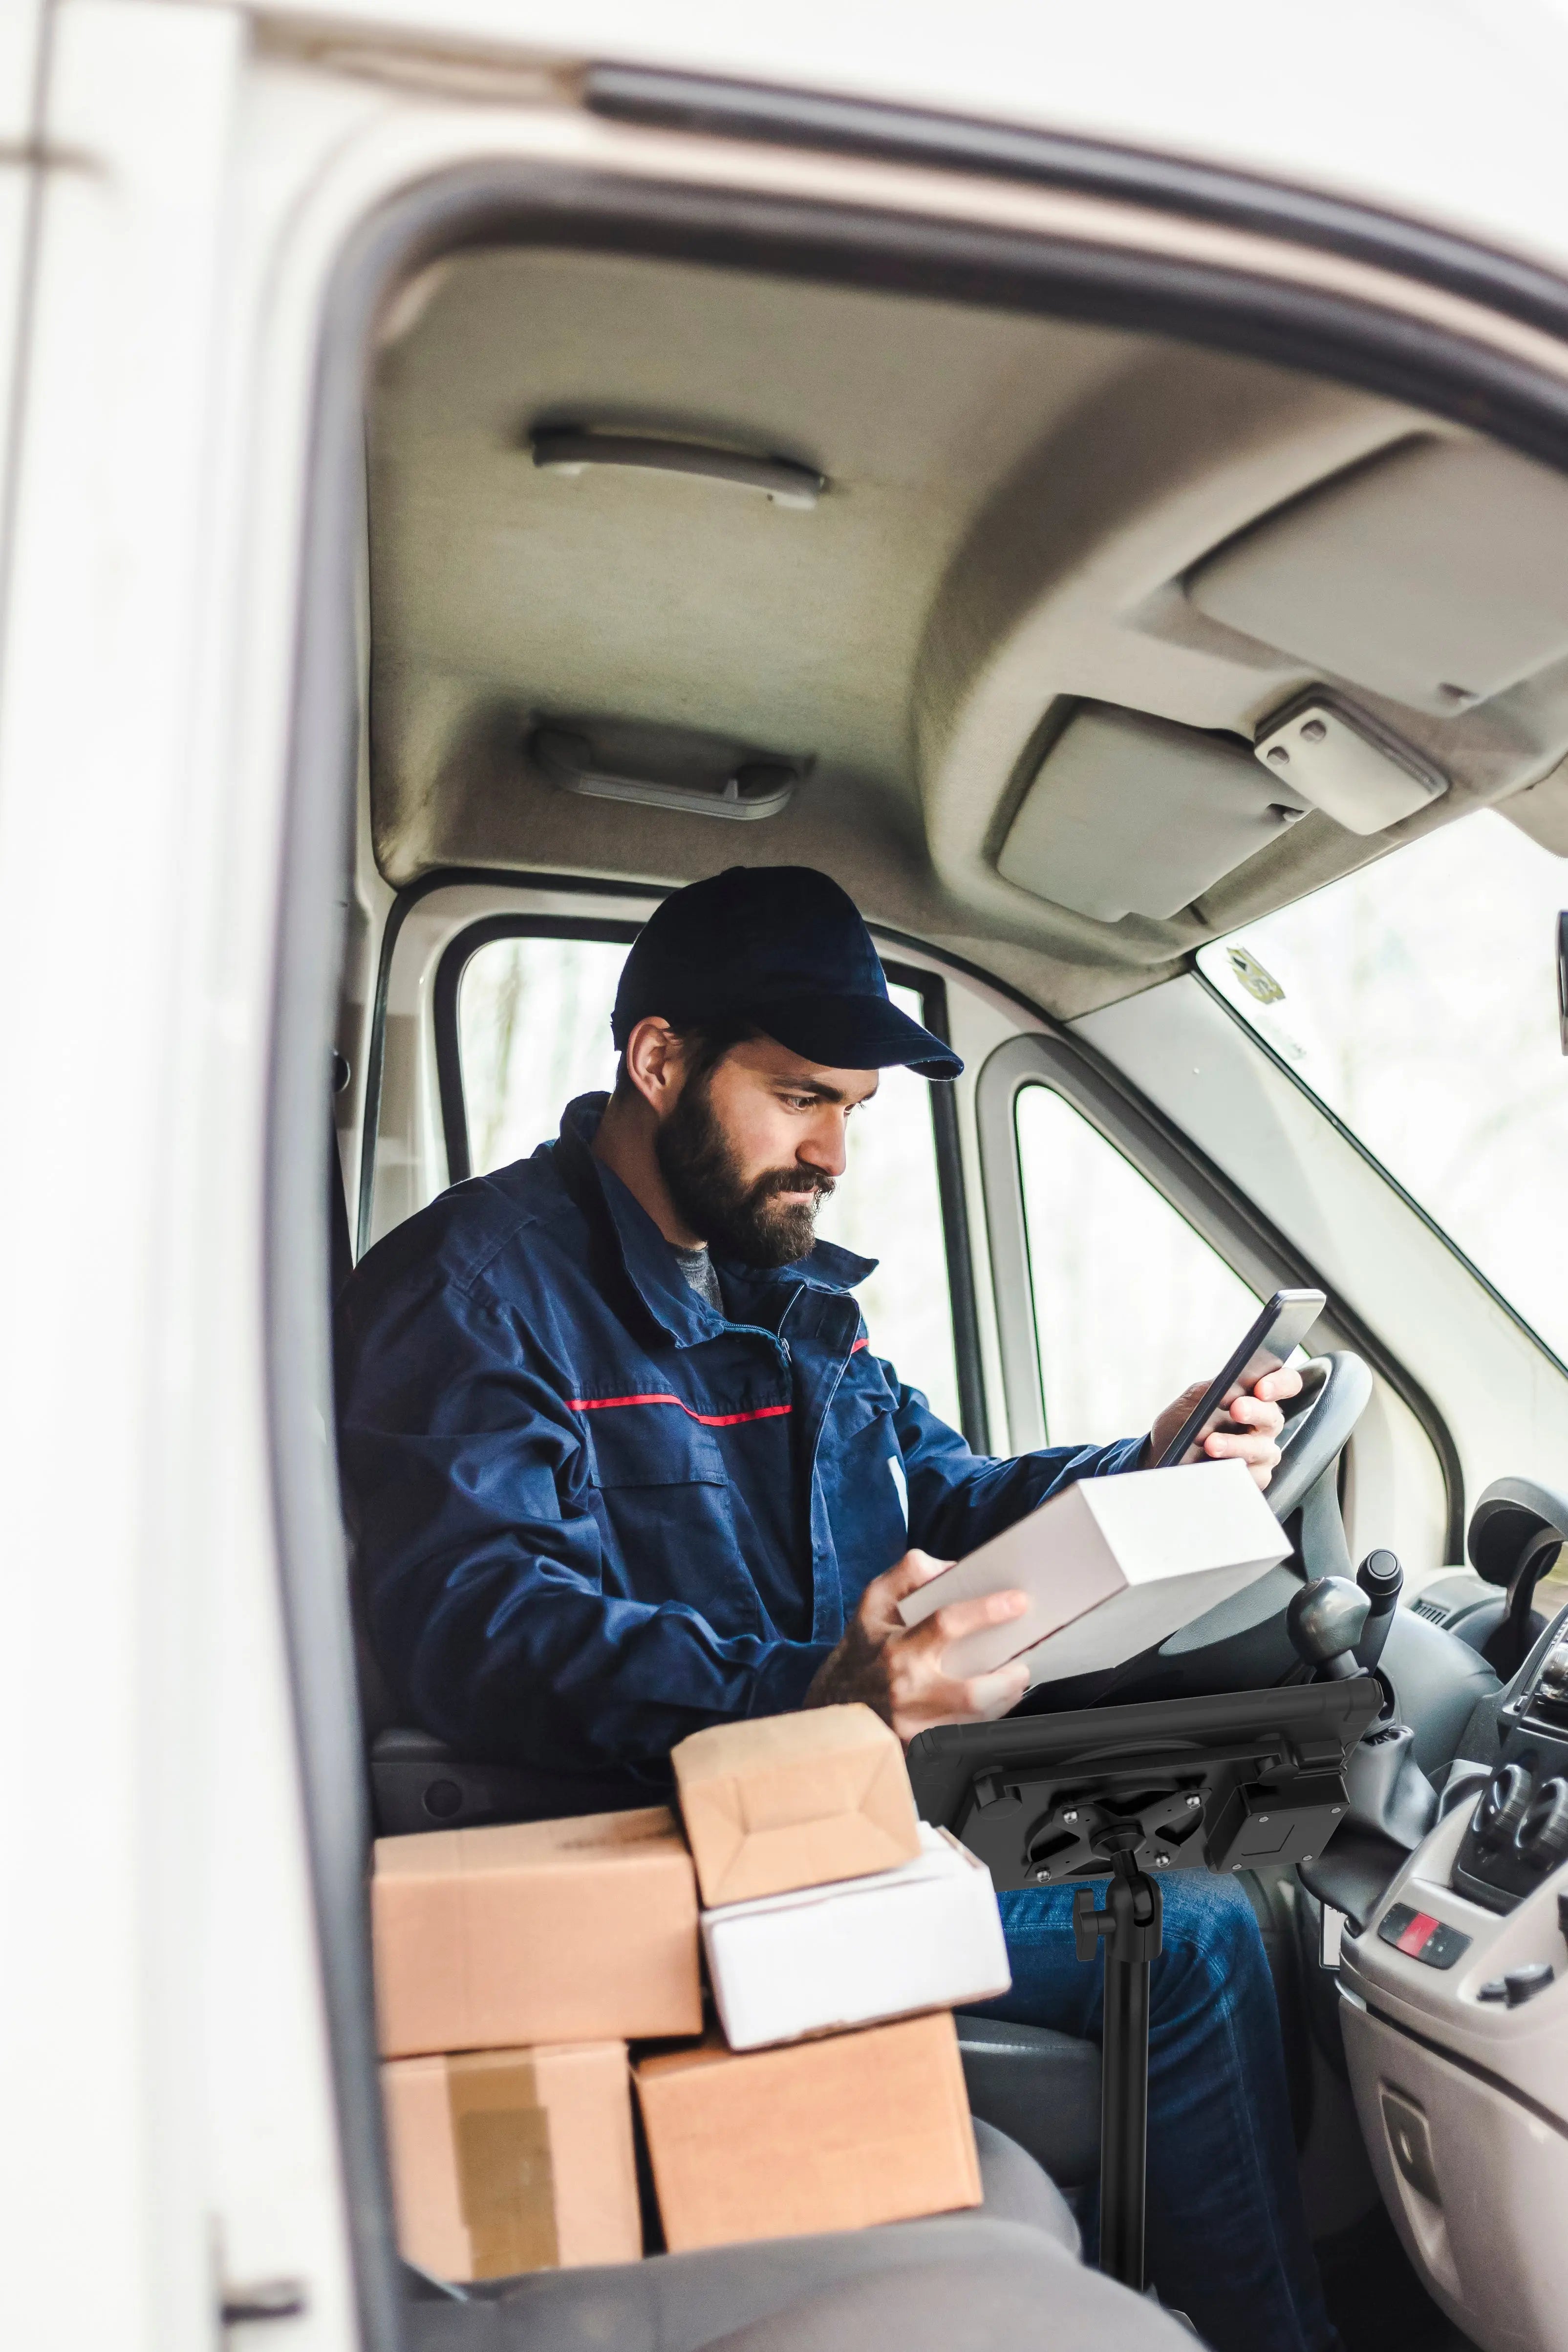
[323, 192, 1568, 2352]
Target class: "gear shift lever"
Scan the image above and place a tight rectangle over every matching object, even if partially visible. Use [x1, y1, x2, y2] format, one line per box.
[1354, 1550, 1403, 1672]
[1288, 1577, 1371, 1679]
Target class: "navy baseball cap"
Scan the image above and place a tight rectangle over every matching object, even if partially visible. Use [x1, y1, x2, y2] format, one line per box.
[612, 867, 962, 1080]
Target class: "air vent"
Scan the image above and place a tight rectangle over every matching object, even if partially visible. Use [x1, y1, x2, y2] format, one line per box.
[531, 720, 805, 822]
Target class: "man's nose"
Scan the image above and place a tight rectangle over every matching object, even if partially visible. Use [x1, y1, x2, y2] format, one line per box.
[799, 1117, 848, 1180]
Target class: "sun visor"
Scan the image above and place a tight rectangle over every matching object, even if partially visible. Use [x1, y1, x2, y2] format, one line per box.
[1188, 436, 1568, 717]
[998, 704, 1308, 923]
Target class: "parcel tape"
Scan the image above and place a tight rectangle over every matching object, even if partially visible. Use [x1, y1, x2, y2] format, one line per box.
[446, 2052, 559, 2278]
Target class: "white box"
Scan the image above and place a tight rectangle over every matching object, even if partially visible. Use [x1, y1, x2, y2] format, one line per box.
[897, 1458, 1289, 1688]
[702, 1824, 1010, 2052]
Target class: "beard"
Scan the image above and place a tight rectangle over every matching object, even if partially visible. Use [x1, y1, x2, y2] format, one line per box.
[655, 1074, 834, 1268]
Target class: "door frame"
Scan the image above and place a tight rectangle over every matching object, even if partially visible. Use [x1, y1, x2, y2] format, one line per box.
[270, 96, 1568, 2343]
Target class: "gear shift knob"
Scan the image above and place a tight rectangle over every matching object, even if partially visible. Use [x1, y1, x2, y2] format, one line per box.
[1287, 1576, 1371, 1679]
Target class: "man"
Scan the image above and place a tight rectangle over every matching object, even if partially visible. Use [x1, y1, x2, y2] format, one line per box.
[337, 866, 1336, 2352]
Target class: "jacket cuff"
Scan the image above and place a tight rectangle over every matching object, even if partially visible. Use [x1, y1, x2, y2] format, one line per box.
[747, 1639, 836, 1719]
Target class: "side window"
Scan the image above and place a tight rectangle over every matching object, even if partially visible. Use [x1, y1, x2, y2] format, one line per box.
[459, 933, 625, 1173]
[454, 932, 964, 1428]
[1015, 1084, 1259, 1445]
[813, 1037, 961, 1430]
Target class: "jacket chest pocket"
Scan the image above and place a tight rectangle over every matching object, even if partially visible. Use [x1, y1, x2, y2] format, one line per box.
[578, 1402, 761, 1637]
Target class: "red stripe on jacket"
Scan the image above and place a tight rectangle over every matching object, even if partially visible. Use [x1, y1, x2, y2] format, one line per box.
[566, 1391, 792, 1428]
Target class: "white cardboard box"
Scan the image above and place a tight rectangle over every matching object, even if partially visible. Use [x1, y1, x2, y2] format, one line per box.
[897, 1458, 1289, 1688]
[702, 1824, 1010, 2051]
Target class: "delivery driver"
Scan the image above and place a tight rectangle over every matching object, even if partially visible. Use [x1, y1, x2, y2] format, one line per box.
[337, 866, 1338, 2352]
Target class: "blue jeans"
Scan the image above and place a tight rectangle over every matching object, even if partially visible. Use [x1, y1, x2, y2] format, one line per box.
[975, 1874, 1340, 2352]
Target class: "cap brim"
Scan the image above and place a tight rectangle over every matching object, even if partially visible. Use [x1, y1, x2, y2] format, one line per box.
[745, 991, 963, 1080]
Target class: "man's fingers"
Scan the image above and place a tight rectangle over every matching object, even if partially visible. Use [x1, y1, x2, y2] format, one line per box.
[1203, 1426, 1283, 1489]
[958, 1662, 1032, 1719]
[922, 1589, 1028, 1648]
[894, 1660, 1031, 1738]
[1204, 1428, 1282, 1464]
[1251, 1365, 1304, 1404]
[871, 1548, 955, 1606]
[1227, 1393, 1285, 1437]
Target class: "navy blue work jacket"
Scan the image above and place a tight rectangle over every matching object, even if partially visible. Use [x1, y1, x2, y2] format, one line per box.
[335, 1094, 1144, 1813]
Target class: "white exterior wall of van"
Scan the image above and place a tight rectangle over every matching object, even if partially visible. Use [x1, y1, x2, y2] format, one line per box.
[250, 0, 1568, 278]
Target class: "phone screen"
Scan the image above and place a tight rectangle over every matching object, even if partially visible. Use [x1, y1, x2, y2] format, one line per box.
[1155, 1288, 1326, 1469]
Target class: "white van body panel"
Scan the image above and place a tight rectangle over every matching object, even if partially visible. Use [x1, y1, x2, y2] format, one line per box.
[251, 0, 1568, 273]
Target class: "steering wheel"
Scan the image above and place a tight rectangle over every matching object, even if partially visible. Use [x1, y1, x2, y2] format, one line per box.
[1265, 1352, 1375, 1524]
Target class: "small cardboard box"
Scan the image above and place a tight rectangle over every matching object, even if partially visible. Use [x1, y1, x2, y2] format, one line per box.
[372, 1807, 702, 2058]
[703, 1823, 1010, 2051]
[383, 2042, 641, 2280]
[670, 1705, 921, 1906]
[635, 2011, 981, 2251]
[897, 1457, 1289, 1689]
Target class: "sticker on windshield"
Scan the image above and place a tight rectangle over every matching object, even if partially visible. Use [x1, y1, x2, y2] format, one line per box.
[1226, 946, 1285, 1005]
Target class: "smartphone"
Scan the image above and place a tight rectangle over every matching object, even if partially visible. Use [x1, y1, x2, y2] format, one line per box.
[1155, 1288, 1326, 1469]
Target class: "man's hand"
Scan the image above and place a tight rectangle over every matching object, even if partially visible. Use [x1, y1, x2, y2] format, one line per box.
[1149, 1364, 1303, 1487]
[805, 1549, 1031, 1745]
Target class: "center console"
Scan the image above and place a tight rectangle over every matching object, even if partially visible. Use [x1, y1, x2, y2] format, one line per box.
[1340, 1610, 1568, 2352]
[1452, 1633, 1568, 1912]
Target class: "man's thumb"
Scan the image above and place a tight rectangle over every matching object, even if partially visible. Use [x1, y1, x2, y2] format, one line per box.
[877, 1548, 954, 1605]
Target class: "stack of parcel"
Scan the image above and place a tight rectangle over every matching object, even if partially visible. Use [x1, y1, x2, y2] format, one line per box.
[373, 1704, 1011, 2280]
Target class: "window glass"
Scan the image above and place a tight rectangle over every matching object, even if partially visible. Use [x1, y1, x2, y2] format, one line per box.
[813, 1048, 961, 1429]
[457, 934, 962, 1426]
[1198, 809, 1568, 1365]
[1016, 1084, 1259, 1445]
[460, 934, 624, 1174]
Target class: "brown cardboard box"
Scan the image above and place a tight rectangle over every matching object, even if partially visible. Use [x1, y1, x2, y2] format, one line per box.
[634, 2011, 981, 2251]
[670, 1705, 922, 1905]
[373, 1807, 702, 2057]
[383, 2043, 641, 2280]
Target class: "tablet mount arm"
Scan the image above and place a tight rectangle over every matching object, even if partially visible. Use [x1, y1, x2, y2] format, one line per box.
[907, 1681, 1381, 2301]
[1072, 1830, 1165, 2288]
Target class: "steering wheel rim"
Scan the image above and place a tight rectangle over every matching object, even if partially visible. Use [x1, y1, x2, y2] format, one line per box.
[1265, 1351, 1374, 1523]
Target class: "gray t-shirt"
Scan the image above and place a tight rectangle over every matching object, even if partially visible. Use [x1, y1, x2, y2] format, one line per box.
[672, 1241, 722, 1316]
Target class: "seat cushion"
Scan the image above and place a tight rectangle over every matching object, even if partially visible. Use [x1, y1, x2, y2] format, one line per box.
[966, 2118, 1080, 2253]
[408, 2215, 1191, 2352]
[956, 2015, 1101, 2189]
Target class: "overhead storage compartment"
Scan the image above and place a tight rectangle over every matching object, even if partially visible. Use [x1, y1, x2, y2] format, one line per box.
[1188, 436, 1568, 716]
[997, 704, 1307, 922]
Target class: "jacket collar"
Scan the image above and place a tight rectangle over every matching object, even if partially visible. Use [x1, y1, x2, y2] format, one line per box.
[551, 1093, 876, 1345]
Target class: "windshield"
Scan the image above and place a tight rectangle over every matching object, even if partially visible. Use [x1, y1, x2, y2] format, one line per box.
[1198, 808, 1568, 1365]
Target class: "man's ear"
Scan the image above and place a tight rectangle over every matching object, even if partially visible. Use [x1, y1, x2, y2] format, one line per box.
[620, 1016, 684, 1115]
